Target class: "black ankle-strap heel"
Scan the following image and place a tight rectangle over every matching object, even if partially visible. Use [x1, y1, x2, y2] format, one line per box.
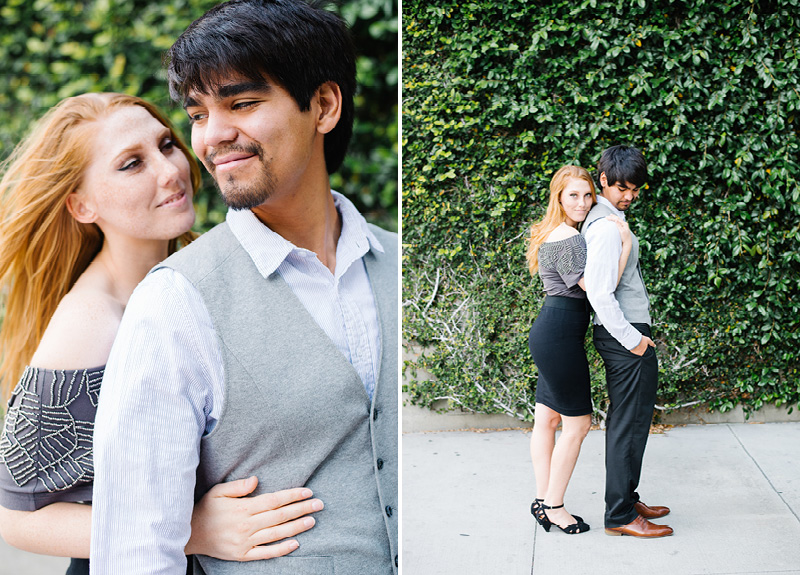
[530, 499, 552, 532]
[541, 503, 590, 534]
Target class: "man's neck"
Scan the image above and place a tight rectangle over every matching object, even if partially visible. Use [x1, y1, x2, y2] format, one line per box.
[596, 195, 625, 217]
[251, 187, 341, 274]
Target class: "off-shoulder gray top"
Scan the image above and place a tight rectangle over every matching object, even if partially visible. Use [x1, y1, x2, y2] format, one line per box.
[0, 365, 103, 511]
[538, 234, 587, 299]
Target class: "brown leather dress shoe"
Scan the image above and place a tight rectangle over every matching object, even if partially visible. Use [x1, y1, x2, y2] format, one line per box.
[605, 515, 673, 538]
[634, 500, 670, 519]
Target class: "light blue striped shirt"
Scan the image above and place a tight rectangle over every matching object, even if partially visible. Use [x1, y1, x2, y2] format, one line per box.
[583, 195, 642, 350]
[90, 191, 383, 574]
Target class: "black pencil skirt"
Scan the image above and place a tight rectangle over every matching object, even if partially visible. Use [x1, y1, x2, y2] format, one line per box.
[66, 559, 89, 575]
[66, 556, 196, 573]
[528, 295, 592, 416]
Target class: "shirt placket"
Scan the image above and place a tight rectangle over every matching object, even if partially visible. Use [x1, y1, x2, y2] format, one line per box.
[335, 271, 376, 400]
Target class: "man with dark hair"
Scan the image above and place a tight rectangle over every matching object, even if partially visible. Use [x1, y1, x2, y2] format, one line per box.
[90, 1, 398, 572]
[581, 145, 673, 538]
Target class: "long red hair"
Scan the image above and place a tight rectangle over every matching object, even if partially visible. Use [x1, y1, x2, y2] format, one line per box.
[0, 93, 200, 399]
[525, 165, 596, 275]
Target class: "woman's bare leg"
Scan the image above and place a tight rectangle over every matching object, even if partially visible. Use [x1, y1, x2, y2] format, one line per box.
[530, 403, 561, 499]
[543, 413, 591, 527]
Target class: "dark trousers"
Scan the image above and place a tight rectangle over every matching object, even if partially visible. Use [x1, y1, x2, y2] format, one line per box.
[593, 323, 659, 528]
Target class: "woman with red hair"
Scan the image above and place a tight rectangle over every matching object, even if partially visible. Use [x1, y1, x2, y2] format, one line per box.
[0, 93, 319, 573]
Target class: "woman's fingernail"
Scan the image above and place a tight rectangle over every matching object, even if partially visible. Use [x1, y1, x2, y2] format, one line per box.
[301, 489, 313, 498]
[288, 540, 299, 550]
[311, 499, 324, 511]
[304, 517, 316, 527]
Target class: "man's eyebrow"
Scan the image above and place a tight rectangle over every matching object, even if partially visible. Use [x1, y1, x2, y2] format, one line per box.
[217, 81, 271, 99]
[183, 81, 272, 109]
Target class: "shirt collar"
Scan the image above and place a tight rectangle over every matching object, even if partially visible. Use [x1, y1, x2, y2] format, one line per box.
[596, 195, 626, 220]
[226, 190, 383, 279]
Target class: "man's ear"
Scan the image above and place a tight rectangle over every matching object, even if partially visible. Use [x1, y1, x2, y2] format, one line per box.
[599, 172, 608, 188]
[314, 81, 342, 135]
[65, 192, 98, 224]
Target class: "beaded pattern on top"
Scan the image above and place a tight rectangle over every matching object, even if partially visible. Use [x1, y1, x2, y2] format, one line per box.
[0, 366, 103, 492]
[538, 234, 587, 275]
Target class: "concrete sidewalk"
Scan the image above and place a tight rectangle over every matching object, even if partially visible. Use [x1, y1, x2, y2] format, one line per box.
[402, 422, 800, 575]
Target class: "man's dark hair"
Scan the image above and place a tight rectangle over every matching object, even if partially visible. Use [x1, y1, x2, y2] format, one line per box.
[596, 145, 648, 188]
[166, 0, 356, 174]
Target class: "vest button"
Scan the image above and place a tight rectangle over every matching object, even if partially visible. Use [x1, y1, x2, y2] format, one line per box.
[377, 458, 384, 470]
[385, 505, 393, 517]
[373, 408, 379, 421]
[395, 555, 398, 567]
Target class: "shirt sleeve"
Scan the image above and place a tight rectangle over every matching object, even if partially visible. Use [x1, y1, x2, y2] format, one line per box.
[555, 238, 586, 289]
[584, 219, 643, 350]
[559, 269, 583, 289]
[90, 268, 223, 574]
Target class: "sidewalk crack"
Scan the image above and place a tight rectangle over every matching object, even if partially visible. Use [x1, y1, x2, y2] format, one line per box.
[727, 424, 800, 523]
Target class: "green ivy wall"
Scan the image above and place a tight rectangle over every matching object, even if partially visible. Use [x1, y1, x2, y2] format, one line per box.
[402, 0, 800, 421]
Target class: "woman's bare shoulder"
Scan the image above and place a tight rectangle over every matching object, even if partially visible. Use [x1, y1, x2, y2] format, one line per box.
[29, 288, 123, 370]
[545, 223, 580, 243]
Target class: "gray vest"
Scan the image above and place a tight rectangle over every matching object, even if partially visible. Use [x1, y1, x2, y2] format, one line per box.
[581, 201, 651, 325]
[158, 221, 398, 574]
